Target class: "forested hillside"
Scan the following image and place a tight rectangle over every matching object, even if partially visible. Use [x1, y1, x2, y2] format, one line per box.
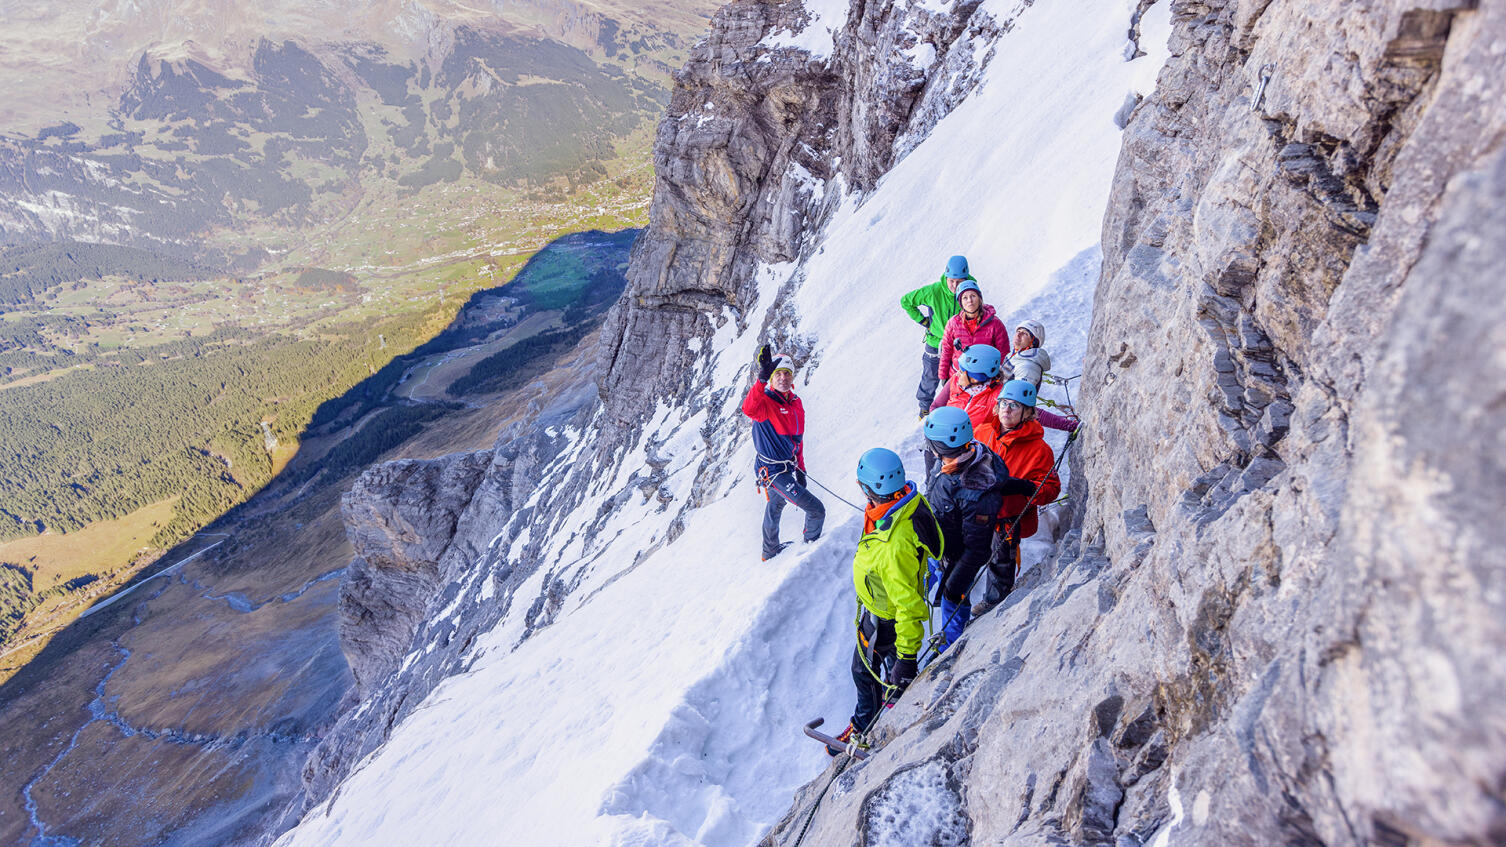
[0, 311, 436, 545]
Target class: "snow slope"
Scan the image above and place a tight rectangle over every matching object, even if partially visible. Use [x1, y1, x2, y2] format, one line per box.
[278, 1, 1170, 844]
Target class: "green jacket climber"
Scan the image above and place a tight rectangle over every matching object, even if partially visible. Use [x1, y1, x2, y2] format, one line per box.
[900, 272, 975, 349]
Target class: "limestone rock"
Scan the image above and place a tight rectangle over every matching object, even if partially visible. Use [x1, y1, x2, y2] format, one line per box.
[338, 450, 491, 698]
[768, 1, 1505, 844]
[598, 0, 1002, 434]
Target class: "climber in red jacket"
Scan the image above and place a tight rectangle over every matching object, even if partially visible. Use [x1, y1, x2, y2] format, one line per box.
[973, 379, 1061, 615]
[742, 345, 824, 560]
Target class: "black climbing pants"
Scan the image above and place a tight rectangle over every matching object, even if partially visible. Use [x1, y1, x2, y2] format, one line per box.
[982, 532, 1021, 606]
[850, 612, 897, 731]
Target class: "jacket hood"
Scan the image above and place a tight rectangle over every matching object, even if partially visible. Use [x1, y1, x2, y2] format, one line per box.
[942, 441, 1001, 490]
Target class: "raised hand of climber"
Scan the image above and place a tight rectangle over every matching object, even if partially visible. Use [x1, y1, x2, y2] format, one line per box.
[755, 344, 775, 382]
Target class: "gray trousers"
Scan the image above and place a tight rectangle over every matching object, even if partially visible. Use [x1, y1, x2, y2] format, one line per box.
[916, 343, 940, 412]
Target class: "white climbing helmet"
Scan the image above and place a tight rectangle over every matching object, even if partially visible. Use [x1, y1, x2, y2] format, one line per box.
[1017, 319, 1046, 347]
[1012, 347, 1052, 386]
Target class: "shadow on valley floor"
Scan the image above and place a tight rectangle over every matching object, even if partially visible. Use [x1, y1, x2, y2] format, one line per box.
[0, 228, 637, 847]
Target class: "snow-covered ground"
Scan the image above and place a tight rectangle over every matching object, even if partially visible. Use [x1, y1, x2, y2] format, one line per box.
[277, 1, 1170, 844]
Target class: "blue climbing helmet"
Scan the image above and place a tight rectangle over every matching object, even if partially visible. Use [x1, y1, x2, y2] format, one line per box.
[1000, 379, 1038, 408]
[945, 255, 969, 279]
[924, 406, 973, 451]
[959, 344, 1002, 381]
[856, 448, 907, 499]
[954, 280, 982, 303]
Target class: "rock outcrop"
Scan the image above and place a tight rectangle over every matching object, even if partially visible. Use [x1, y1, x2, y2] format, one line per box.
[766, 0, 1506, 844]
[299, 343, 600, 805]
[598, 0, 1005, 431]
[339, 450, 491, 698]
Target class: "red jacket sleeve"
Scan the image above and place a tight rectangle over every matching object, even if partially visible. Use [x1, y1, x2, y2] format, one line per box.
[930, 377, 954, 411]
[742, 381, 771, 422]
[1020, 441, 1060, 506]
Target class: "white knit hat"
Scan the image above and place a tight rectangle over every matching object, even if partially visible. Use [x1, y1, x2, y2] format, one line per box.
[1017, 319, 1046, 347]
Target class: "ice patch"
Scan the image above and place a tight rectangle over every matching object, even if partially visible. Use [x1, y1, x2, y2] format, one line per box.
[859, 758, 969, 846]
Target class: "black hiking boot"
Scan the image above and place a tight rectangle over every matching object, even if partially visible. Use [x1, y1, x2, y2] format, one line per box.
[762, 541, 794, 562]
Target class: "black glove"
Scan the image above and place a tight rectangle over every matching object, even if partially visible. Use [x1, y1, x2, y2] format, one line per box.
[920, 315, 932, 329]
[953, 338, 967, 353]
[755, 345, 775, 382]
[998, 475, 1036, 497]
[889, 656, 917, 692]
[795, 469, 807, 488]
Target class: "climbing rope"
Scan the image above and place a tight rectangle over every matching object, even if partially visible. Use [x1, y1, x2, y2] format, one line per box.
[803, 471, 866, 512]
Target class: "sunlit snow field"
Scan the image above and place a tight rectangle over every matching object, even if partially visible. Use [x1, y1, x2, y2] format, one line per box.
[278, 0, 1172, 844]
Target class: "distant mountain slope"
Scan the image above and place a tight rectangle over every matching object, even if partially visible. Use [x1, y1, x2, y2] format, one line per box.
[0, 4, 709, 258]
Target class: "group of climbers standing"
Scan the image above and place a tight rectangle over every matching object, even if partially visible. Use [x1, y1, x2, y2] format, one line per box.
[741, 254, 1078, 757]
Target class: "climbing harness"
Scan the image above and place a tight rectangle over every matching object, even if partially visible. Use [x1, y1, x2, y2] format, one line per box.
[851, 606, 932, 700]
[757, 451, 864, 512]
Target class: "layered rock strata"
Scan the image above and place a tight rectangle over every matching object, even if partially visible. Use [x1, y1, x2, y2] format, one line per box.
[598, 0, 1006, 429]
[766, 0, 1506, 844]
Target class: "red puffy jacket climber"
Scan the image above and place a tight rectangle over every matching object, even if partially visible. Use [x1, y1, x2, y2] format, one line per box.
[974, 417, 1060, 539]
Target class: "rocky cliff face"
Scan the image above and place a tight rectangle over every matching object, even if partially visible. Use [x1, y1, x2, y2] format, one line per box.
[597, 0, 1006, 429]
[766, 0, 1505, 844]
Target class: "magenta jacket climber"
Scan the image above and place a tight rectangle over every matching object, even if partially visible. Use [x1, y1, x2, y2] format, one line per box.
[938, 305, 1010, 382]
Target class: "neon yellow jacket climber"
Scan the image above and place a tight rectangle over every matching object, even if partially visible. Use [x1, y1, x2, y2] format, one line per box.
[853, 484, 943, 658]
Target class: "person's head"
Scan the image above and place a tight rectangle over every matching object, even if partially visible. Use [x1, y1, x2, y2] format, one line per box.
[944, 255, 969, 293]
[770, 355, 795, 392]
[958, 344, 1002, 387]
[924, 406, 973, 458]
[856, 447, 907, 503]
[998, 379, 1038, 430]
[955, 280, 983, 315]
[1014, 319, 1045, 351]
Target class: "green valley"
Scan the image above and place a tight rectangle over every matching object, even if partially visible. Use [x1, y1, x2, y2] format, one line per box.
[0, 0, 719, 666]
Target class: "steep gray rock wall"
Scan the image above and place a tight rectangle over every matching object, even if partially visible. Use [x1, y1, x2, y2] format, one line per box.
[338, 450, 491, 698]
[766, 1, 1505, 844]
[298, 340, 600, 807]
[598, 0, 1004, 431]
